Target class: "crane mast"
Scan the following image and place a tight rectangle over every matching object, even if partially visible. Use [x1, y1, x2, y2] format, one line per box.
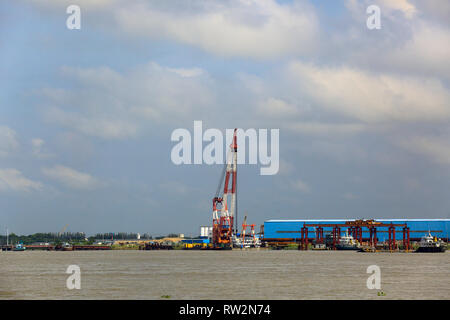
[212, 128, 237, 247]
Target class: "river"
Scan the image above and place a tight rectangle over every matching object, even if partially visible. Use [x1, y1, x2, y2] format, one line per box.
[0, 250, 448, 299]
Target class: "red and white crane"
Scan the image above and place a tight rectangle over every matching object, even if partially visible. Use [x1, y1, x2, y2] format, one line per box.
[212, 128, 238, 247]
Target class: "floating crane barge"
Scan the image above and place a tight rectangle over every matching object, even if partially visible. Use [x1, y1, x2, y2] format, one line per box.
[263, 219, 449, 251]
[211, 129, 238, 249]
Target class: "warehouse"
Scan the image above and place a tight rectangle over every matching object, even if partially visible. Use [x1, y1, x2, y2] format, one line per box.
[263, 219, 450, 242]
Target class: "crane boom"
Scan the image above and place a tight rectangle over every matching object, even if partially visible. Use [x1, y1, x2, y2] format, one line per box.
[212, 128, 238, 247]
[58, 224, 69, 237]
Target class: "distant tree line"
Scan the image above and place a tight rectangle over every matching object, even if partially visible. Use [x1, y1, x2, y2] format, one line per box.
[0, 232, 197, 245]
[0, 232, 86, 245]
[92, 232, 153, 240]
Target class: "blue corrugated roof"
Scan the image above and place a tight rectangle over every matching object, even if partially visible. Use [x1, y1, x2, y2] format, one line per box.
[263, 219, 450, 241]
[265, 219, 450, 222]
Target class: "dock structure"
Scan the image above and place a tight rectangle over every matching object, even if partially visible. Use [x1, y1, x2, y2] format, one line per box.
[263, 218, 449, 250]
[300, 220, 409, 251]
[1, 244, 112, 251]
[140, 242, 173, 250]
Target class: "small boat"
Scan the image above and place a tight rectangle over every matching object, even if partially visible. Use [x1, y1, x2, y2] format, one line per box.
[358, 246, 377, 253]
[312, 243, 327, 250]
[336, 232, 361, 250]
[62, 243, 73, 251]
[54, 242, 73, 251]
[232, 234, 261, 248]
[13, 243, 26, 251]
[416, 233, 447, 253]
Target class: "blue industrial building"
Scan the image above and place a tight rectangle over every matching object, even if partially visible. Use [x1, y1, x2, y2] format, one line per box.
[263, 219, 450, 241]
[181, 238, 210, 244]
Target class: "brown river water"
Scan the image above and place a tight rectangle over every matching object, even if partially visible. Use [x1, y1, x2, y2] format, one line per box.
[0, 250, 448, 299]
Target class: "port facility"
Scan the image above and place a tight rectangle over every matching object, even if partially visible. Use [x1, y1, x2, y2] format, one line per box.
[263, 219, 450, 242]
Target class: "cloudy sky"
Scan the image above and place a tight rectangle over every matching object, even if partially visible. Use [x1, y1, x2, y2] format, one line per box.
[1, 0, 449, 236]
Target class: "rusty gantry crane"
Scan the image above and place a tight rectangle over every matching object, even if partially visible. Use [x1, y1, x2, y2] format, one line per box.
[212, 128, 238, 248]
[300, 219, 410, 251]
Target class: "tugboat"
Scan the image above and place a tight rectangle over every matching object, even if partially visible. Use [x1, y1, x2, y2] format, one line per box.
[336, 232, 361, 250]
[13, 242, 26, 251]
[416, 233, 447, 253]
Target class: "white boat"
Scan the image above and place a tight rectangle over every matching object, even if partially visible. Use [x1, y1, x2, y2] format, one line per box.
[416, 233, 446, 253]
[232, 234, 261, 248]
[336, 232, 361, 250]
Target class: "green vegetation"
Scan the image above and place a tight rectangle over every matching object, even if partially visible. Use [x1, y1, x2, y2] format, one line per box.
[269, 243, 298, 250]
[0, 231, 194, 246]
[111, 244, 140, 250]
[0, 232, 86, 245]
[93, 232, 152, 240]
[173, 243, 185, 250]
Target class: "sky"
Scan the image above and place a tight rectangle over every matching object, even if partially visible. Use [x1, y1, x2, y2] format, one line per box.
[1, 0, 449, 236]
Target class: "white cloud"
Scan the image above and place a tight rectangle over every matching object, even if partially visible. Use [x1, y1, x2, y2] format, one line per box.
[41, 62, 214, 139]
[404, 178, 420, 191]
[24, 0, 318, 59]
[113, 0, 319, 59]
[0, 126, 19, 157]
[159, 181, 189, 195]
[343, 192, 358, 200]
[412, 0, 450, 23]
[383, 22, 450, 80]
[31, 138, 44, 150]
[45, 107, 138, 140]
[42, 165, 102, 189]
[287, 122, 365, 136]
[396, 135, 450, 165]
[31, 138, 53, 159]
[343, 0, 449, 81]
[30, 0, 113, 6]
[166, 67, 204, 78]
[278, 159, 295, 176]
[291, 179, 310, 193]
[378, 0, 417, 18]
[287, 62, 450, 123]
[0, 168, 42, 192]
[257, 98, 299, 118]
[346, 0, 416, 19]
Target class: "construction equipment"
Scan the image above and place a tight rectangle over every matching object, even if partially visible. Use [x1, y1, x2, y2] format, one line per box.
[212, 128, 237, 247]
[241, 215, 248, 241]
[58, 224, 69, 237]
[239, 214, 260, 248]
[241, 215, 256, 243]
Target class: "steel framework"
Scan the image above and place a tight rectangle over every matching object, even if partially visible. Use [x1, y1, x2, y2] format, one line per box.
[212, 129, 237, 247]
[298, 219, 410, 251]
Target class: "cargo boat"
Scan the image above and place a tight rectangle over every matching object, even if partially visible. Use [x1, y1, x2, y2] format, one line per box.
[416, 233, 447, 253]
[336, 232, 361, 250]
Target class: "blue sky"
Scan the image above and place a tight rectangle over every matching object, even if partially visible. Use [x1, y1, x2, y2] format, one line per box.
[1, 0, 449, 236]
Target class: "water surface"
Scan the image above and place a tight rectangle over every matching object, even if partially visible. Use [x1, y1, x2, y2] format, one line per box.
[0, 250, 448, 299]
